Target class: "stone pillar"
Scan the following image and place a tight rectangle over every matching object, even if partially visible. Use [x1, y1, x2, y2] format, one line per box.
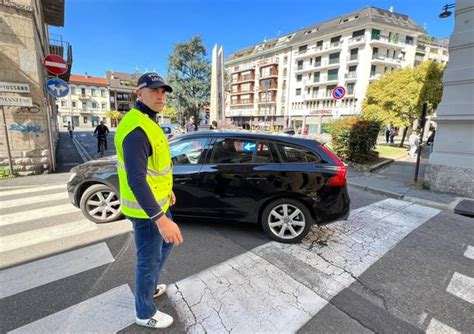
[425, 0, 474, 197]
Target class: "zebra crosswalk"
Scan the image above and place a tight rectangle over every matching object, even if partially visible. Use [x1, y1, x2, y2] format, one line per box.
[1, 183, 472, 333]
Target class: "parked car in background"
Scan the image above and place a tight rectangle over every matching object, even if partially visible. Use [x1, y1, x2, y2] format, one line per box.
[67, 131, 350, 243]
[160, 123, 182, 140]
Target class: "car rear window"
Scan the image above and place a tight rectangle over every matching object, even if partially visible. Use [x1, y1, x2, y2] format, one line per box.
[211, 138, 255, 164]
[277, 144, 321, 163]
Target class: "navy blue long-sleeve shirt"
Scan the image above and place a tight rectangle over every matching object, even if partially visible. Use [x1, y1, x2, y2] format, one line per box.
[123, 100, 165, 220]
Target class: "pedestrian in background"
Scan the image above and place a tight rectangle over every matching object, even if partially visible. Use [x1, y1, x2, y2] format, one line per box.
[209, 120, 218, 130]
[427, 128, 436, 154]
[408, 130, 420, 157]
[114, 72, 183, 329]
[67, 121, 74, 138]
[384, 123, 392, 144]
[389, 127, 398, 144]
[93, 121, 110, 154]
[186, 116, 198, 132]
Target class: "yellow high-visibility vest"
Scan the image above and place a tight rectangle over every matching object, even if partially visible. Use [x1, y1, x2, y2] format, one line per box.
[114, 108, 173, 218]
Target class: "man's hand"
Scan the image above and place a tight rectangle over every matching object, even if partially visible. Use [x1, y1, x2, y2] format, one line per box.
[170, 191, 176, 206]
[156, 215, 183, 245]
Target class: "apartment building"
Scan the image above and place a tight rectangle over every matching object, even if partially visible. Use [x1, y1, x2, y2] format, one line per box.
[414, 37, 449, 66]
[56, 74, 109, 128]
[106, 71, 139, 118]
[224, 6, 448, 134]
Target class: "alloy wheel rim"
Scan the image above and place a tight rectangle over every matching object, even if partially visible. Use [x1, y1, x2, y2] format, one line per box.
[268, 204, 306, 239]
[86, 190, 121, 221]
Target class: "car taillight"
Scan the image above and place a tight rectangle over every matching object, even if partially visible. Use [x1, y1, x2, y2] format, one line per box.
[319, 144, 347, 187]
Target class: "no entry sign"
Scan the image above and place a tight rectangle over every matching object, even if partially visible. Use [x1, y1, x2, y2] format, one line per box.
[332, 86, 346, 100]
[44, 55, 67, 75]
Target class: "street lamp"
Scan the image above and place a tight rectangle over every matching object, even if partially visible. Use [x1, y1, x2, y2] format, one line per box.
[439, 3, 455, 18]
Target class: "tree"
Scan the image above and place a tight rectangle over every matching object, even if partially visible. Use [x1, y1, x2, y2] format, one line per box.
[167, 36, 211, 124]
[105, 110, 122, 126]
[361, 61, 444, 146]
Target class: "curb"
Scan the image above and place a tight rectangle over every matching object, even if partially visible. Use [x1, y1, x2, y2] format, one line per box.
[368, 159, 394, 172]
[348, 181, 457, 213]
[71, 137, 92, 162]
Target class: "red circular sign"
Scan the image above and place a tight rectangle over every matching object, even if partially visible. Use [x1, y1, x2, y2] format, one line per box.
[44, 54, 67, 75]
[332, 86, 346, 100]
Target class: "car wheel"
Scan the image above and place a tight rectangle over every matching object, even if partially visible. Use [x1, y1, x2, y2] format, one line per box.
[79, 184, 122, 223]
[261, 198, 313, 243]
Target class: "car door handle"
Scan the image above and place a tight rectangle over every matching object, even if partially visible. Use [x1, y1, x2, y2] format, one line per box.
[174, 177, 192, 183]
[246, 177, 267, 181]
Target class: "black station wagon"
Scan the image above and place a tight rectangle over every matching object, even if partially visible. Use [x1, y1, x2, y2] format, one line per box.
[67, 131, 350, 243]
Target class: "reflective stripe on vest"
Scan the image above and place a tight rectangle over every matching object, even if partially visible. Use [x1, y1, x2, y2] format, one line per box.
[121, 196, 169, 210]
[117, 161, 171, 177]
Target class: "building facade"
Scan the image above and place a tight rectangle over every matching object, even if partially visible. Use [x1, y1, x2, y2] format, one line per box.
[56, 74, 109, 128]
[0, 0, 71, 176]
[224, 6, 448, 134]
[106, 71, 139, 124]
[210, 44, 225, 123]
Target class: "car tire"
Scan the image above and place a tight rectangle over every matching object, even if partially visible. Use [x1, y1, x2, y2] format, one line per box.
[261, 198, 313, 243]
[79, 184, 122, 224]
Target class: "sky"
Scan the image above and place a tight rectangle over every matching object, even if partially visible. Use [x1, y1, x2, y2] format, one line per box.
[50, 0, 455, 78]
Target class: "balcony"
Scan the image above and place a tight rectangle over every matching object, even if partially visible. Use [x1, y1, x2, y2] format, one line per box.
[258, 57, 279, 66]
[346, 55, 359, 63]
[231, 99, 254, 106]
[49, 34, 73, 82]
[369, 73, 383, 81]
[259, 71, 278, 79]
[303, 79, 324, 87]
[370, 35, 405, 48]
[294, 45, 324, 59]
[231, 64, 255, 74]
[232, 74, 256, 83]
[344, 72, 358, 80]
[78, 94, 90, 100]
[372, 54, 402, 66]
[258, 84, 277, 91]
[324, 41, 342, 51]
[348, 36, 366, 45]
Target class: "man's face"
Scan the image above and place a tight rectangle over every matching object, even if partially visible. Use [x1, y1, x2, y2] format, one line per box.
[137, 87, 166, 112]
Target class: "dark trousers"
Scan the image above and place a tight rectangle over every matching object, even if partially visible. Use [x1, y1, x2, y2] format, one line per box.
[97, 138, 108, 152]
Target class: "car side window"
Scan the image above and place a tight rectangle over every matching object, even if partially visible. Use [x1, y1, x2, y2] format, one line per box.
[255, 142, 274, 163]
[210, 138, 256, 164]
[277, 144, 320, 163]
[170, 138, 208, 165]
[161, 126, 171, 134]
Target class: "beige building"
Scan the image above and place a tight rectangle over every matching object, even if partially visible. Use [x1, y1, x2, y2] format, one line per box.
[57, 74, 109, 128]
[0, 0, 71, 176]
[224, 6, 449, 134]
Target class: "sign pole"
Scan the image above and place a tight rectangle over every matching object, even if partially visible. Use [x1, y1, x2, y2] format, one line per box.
[1, 106, 14, 176]
[414, 102, 428, 182]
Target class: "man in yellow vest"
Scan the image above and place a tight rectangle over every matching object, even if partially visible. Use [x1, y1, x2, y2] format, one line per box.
[115, 72, 183, 329]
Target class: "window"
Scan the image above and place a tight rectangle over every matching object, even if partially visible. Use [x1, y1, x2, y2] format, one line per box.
[347, 83, 355, 95]
[296, 88, 302, 96]
[329, 52, 340, 64]
[314, 71, 320, 82]
[81, 88, 86, 96]
[60, 100, 66, 107]
[91, 89, 96, 96]
[352, 29, 365, 37]
[82, 102, 87, 110]
[372, 47, 379, 58]
[92, 102, 97, 109]
[72, 101, 77, 108]
[314, 56, 321, 67]
[170, 138, 208, 165]
[405, 36, 414, 45]
[83, 116, 88, 123]
[62, 116, 67, 123]
[328, 69, 338, 81]
[71, 87, 76, 95]
[370, 65, 377, 77]
[350, 48, 358, 60]
[298, 45, 307, 53]
[101, 89, 106, 97]
[297, 60, 304, 70]
[277, 144, 320, 163]
[312, 87, 319, 97]
[330, 35, 341, 46]
[210, 138, 255, 164]
[326, 85, 336, 96]
[371, 29, 380, 40]
[101, 103, 106, 109]
[255, 143, 273, 163]
[296, 74, 302, 82]
[316, 40, 323, 49]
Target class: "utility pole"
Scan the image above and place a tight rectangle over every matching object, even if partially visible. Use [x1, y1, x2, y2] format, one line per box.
[1, 106, 14, 176]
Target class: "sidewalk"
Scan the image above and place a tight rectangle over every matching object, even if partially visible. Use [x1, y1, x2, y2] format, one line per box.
[347, 146, 473, 215]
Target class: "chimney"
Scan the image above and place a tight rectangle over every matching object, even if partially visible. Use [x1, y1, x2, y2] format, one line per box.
[389, 6, 394, 13]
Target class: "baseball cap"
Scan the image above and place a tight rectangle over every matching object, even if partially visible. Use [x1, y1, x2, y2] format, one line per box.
[137, 72, 173, 92]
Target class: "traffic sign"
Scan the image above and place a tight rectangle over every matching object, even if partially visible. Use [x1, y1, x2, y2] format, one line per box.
[45, 78, 69, 98]
[332, 86, 346, 100]
[44, 54, 67, 75]
[243, 142, 256, 152]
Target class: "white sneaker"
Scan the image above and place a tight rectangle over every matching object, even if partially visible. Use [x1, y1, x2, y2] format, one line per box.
[153, 284, 167, 298]
[136, 310, 174, 329]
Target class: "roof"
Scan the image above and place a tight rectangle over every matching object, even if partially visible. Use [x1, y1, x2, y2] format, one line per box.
[69, 74, 108, 86]
[226, 6, 425, 63]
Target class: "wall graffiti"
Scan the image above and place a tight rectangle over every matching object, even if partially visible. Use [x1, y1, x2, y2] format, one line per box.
[16, 103, 41, 114]
[9, 123, 43, 133]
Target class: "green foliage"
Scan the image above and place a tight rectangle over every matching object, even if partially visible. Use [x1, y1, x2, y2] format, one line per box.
[362, 61, 445, 128]
[161, 106, 177, 117]
[105, 110, 122, 121]
[326, 118, 381, 163]
[167, 36, 211, 121]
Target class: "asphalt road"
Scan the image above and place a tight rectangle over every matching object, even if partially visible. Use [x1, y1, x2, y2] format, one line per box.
[0, 131, 472, 333]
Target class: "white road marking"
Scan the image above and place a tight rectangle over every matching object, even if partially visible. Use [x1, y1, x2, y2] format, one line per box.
[446, 272, 474, 304]
[464, 245, 474, 260]
[8, 285, 135, 334]
[0, 203, 80, 226]
[168, 199, 440, 333]
[0, 221, 97, 253]
[1, 192, 69, 209]
[0, 243, 114, 298]
[426, 318, 460, 334]
[0, 184, 65, 197]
